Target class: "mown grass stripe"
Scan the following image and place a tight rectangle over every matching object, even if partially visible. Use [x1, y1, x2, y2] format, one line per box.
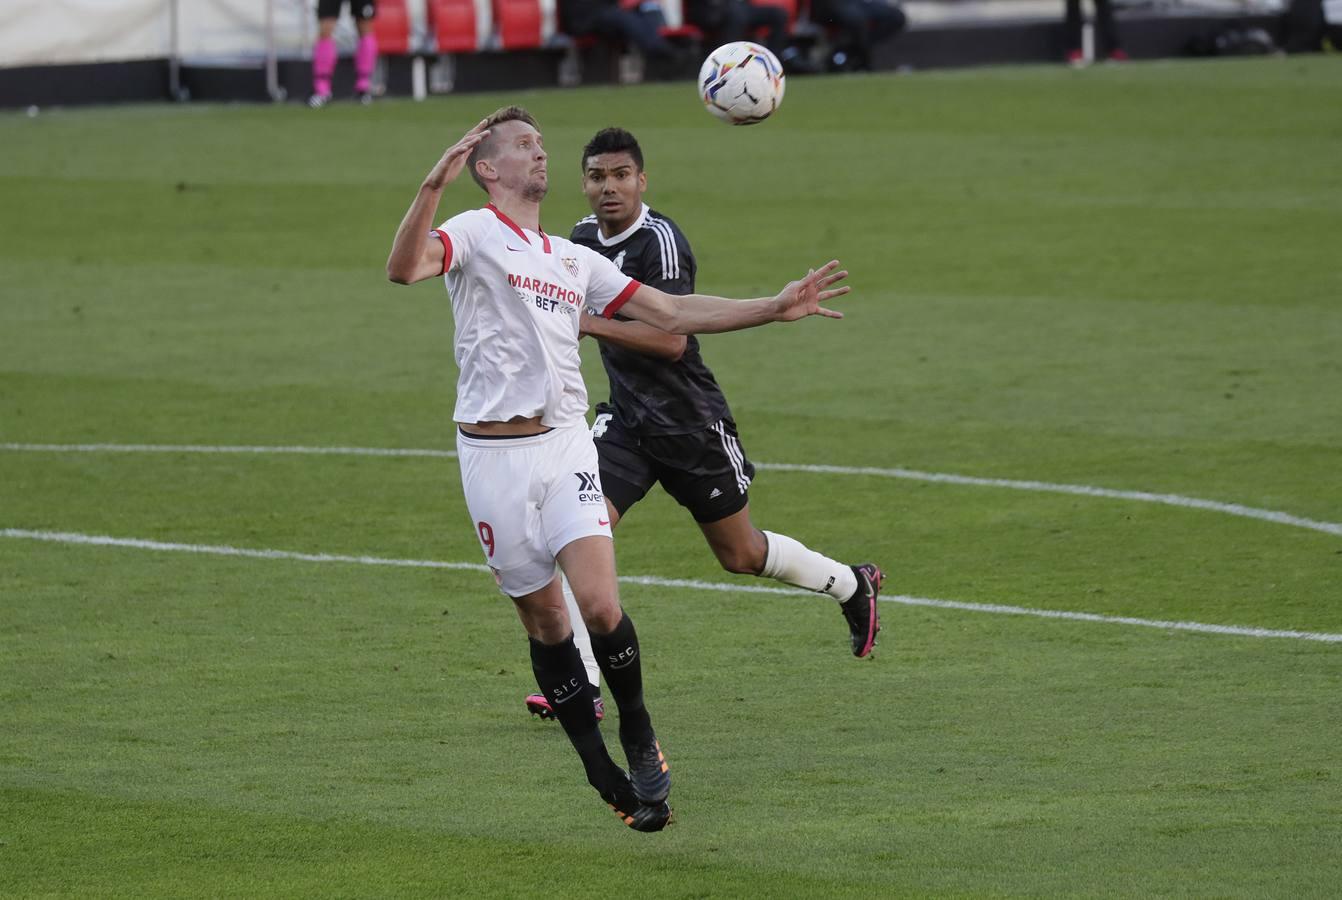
[4, 442, 1340, 537]
[5, 527, 1339, 644]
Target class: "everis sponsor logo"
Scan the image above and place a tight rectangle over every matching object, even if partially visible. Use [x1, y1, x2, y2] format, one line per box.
[575, 472, 603, 504]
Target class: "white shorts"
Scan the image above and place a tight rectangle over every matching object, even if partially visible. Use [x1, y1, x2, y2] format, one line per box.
[456, 422, 613, 597]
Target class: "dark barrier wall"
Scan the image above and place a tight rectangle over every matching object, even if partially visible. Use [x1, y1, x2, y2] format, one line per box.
[0, 12, 1288, 109]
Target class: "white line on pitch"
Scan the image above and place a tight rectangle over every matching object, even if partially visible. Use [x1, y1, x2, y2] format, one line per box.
[3, 442, 1339, 538]
[0, 442, 456, 458]
[4, 528, 1339, 645]
[758, 462, 1342, 538]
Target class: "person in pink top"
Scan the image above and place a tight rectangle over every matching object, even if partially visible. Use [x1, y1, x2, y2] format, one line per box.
[309, 1, 380, 108]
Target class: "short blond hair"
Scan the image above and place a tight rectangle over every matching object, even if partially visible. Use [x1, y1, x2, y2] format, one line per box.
[468, 106, 541, 192]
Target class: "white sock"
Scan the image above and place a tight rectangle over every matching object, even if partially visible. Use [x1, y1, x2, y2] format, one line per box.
[561, 575, 602, 688]
[760, 530, 858, 602]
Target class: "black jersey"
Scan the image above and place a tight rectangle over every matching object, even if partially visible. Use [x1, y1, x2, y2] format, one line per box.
[571, 206, 730, 436]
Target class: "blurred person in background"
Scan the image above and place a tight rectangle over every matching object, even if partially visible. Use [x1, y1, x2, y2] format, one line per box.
[310, 0, 379, 108]
[685, 0, 820, 73]
[1282, 0, 1342, 52]
[810, 0, 906, 72]
[1063, 0, 1127, 65]
[560, 0, 685, 61]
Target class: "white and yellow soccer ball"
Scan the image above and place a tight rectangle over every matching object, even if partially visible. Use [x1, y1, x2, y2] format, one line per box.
[697, 41, 786, 126]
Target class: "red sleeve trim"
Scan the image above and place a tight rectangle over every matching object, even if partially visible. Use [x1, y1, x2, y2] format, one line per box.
[603, 278, 641, 319]
[434, 229, 452, 276]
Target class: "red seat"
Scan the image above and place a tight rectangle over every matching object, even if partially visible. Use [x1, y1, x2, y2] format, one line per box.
[427, 0, 484, 52]
[372, 0, 412, 54]
[495, 0, 551, 49]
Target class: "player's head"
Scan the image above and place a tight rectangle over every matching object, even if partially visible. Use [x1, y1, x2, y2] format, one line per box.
[469, 106, 547, 201]
[581, 127, 647, 237]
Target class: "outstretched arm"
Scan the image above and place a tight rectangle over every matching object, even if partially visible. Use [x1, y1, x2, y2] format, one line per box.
[614, 261, 850, 335]
[579, 311, 687, 361]
[386, 119, 491, 285]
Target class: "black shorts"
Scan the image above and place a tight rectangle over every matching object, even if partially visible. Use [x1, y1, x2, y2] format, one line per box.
[592, 405, 756, 524]
[317, 0, 377, 20]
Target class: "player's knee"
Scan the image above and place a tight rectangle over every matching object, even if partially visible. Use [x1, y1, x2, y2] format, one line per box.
[585, 606, 624, 634]
[715, 545, 764, 576]
[575, 591, 623, 633]
[519, 600, 571, 644]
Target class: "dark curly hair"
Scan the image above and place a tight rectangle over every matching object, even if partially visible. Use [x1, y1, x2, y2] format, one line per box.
[580, 127, 644, 172]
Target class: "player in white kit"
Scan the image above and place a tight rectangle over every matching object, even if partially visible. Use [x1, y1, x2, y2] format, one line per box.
[386, 106, 851, 832]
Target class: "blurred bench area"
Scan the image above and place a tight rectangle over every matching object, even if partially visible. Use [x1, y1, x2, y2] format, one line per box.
[0, 0, 1312, 108]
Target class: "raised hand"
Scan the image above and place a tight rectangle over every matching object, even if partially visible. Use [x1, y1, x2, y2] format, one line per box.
[424, 119, 492, 190]
[775, 260, 850, 322]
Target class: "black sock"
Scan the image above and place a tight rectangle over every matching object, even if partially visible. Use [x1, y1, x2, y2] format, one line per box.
[529, 635, 619, 793]
[590, 612, 653, 741]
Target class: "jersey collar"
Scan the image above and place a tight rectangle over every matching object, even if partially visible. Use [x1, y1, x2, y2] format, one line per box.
[595, 203, 649, 248]
[486, 203, 551, 254]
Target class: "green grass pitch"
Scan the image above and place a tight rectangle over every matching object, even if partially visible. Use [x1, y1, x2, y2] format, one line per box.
[2, 57, 1341, 896]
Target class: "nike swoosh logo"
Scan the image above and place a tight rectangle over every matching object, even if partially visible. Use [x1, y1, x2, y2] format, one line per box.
[598, 519, 610, 526]
[506, 246, 525, 252]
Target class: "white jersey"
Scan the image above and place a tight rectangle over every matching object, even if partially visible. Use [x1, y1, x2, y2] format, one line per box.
[434, 204, 640, 428]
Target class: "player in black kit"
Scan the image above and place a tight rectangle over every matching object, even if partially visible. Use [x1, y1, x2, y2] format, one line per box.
[525, 127, 884, 720]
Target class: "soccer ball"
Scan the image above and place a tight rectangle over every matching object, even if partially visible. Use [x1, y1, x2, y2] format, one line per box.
[698, 41, 786, 126]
